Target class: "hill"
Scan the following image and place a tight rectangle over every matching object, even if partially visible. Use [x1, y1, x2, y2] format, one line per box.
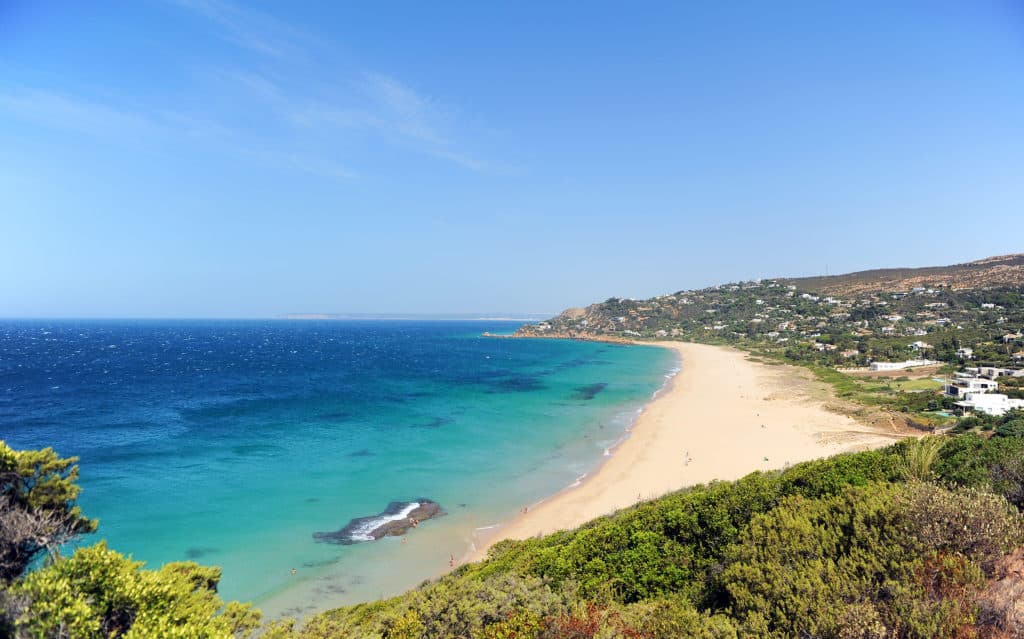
[781, 253, 1024, 297]
[515, 253, 1024, 370]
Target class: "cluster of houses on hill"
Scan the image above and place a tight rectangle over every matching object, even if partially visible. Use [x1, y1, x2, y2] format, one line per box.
[944, 367, 1024, 416]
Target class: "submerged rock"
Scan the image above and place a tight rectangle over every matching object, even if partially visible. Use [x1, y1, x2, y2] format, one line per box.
[313, 499, 445, 544]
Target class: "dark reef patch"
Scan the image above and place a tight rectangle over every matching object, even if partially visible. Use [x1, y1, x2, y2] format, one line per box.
[347, 448, 374, 457]
[572, 382, 608, 400]
[494, 375, 546, 392]
[185, 547, 218, 559]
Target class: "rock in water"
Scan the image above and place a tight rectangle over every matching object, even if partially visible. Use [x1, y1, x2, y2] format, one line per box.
[313, 499, 444, 544]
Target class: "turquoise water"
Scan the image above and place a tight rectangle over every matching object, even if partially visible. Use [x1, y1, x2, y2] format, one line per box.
[0, 320, 675, 615]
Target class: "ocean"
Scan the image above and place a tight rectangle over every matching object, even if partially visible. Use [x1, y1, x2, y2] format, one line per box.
[0, 319, 676, 616]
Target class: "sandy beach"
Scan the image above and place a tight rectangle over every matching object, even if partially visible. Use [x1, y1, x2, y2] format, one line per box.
[470, 341, 907, 559]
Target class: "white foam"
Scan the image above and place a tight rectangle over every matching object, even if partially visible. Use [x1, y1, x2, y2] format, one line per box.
[347, 501, 421, 542]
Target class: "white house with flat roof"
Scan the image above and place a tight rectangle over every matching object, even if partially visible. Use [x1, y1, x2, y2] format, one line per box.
[954, 393, 1024, 417]
[869, 359, 937, 372]
[945, 376, 998, 397]
[967, 366, 1024, 380]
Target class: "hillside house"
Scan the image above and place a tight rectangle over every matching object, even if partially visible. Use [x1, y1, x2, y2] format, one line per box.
[945, 376, 998, 397]
[968, 366, 1024, 380]
[869, 359, 937, 372]
[954, 393, 1024, 417]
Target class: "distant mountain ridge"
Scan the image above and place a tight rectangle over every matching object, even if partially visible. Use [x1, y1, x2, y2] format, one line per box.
[781, 253, 1024, 296]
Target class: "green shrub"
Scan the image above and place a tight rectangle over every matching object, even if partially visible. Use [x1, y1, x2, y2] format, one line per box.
[3, 542, 260, 639]
[994, 419, 1024, 439]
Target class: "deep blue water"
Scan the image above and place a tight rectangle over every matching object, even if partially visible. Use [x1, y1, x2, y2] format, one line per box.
[0, 319, 674, 613]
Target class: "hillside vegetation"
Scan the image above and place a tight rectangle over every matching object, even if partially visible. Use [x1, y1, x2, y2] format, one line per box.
[781, 254, 1024, 297]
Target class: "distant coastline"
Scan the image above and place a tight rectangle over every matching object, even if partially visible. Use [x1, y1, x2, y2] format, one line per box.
[282, 314, 551, 321]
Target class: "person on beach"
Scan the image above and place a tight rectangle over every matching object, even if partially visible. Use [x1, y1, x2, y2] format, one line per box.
[449, 554, 455, 568]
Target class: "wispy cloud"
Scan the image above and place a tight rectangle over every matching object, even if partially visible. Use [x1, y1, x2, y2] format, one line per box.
[361, 73, 445, 145]
[171, 0, 494, 173]
[250, 150, 358, 181]
[0, 87, 358, 181]
[5, 4, 497, 181]
[358, 73, 491, 172]
[222, 70, 490, 172]
[167, 0, 321, 58]
[0, 89, 161, 138]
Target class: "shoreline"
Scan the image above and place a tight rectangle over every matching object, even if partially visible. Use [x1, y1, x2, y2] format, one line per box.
[468, 340, 907, 560]
[253, 338, 675, 620]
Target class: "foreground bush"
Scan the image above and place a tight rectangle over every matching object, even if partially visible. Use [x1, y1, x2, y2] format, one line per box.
[1, 542, 260, 639]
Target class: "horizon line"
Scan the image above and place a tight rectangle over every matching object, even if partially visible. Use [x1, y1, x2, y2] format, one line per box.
[0, 314, 551, 322]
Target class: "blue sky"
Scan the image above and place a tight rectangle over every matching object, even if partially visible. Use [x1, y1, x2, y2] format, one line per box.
[1, 1, 1022, 318]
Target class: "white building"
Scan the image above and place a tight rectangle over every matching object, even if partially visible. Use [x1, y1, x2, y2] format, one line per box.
[971, 366, 1024, 380]
[956, 347, 974, 360]
[954, 393, 1024, 417]
[869, 359, 937, 372]
[945, 376, 999, 397]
